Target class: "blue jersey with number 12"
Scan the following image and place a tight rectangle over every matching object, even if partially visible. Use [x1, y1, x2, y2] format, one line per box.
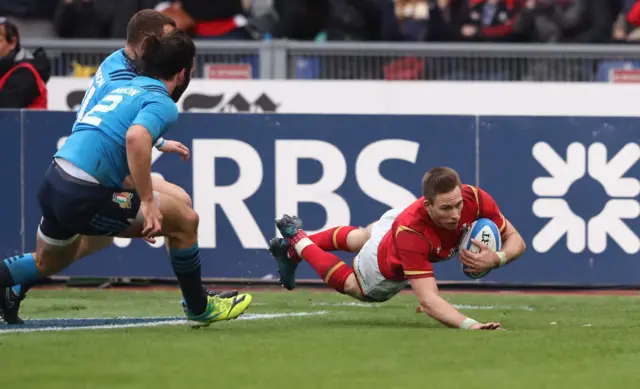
[75, 49, 137, 122]
[55, 77, 178, 188]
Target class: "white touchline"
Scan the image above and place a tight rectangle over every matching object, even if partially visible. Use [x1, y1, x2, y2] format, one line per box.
[0, 311, 328, 334]
[311, 301, 535, 311]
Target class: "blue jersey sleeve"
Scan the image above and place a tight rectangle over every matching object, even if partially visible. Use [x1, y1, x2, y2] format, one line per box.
[131, 97, 178, 141]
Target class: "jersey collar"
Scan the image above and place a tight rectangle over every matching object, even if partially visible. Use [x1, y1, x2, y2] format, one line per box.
[120, 48, 139, 75]
[138, 76, 170, 97]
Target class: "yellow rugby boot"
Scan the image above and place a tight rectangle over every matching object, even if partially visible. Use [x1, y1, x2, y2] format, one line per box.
[183, 293, 252, 328]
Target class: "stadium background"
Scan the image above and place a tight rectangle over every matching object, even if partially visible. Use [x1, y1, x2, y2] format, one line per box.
[1, 0, 638, 289]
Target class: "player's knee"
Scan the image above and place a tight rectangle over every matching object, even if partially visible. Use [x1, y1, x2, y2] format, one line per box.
[182, 208, 199, 233]
[168, 209, 199, 245]
[343, 275, 364, 300]
[35, 248, 77, 276]
[346, 227, 371, 252]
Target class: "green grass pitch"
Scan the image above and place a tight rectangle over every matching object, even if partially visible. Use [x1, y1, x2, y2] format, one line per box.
[1, 288, 638, 389]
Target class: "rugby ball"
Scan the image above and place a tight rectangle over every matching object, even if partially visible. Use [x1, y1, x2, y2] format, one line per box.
[459, 218, 502, 279]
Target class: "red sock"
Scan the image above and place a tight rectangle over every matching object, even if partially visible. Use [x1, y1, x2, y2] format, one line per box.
[288, 226, 357, 262]
[294, 243, 353, 294]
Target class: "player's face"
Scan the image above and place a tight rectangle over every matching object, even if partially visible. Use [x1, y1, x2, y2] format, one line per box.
[0, 26, 16, 57]
[425, 186, 463, 230]
[171, 62, 194, 102]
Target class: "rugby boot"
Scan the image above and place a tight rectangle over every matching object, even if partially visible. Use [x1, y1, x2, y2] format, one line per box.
[182, 293, 252, 328]
[276, 214, 305, 240]
[204, 286, 238, 299]
[0, 286, 24, 325]
[268, 238, 298, 291]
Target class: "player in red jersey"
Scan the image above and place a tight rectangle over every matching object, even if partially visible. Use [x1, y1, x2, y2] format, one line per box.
[269, 166, 526, 330]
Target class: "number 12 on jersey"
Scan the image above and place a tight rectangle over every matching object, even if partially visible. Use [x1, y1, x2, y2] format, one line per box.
[79, 94, 123, 127]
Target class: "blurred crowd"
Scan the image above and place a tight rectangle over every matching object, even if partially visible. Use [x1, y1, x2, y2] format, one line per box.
[1, 0, 639, 43]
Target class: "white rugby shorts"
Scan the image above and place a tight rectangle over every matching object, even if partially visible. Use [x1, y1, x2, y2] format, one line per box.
[353, 208, 409, 302]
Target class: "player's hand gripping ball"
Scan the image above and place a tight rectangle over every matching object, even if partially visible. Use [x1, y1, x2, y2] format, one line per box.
[458, 218, 502, 279]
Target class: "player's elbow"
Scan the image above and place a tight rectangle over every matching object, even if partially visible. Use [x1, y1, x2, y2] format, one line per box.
[513, 232, 527, 255]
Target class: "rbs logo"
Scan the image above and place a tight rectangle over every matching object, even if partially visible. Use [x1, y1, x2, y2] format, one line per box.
[532, 142, 639, 255]
[192, 139, 420, 249]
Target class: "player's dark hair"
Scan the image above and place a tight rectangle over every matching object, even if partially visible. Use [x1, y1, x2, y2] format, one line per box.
[126, 9, 176, 47]
[0, 18, 20, 49]
[140, 29, 195, 81]
[422, 167, 462, 203]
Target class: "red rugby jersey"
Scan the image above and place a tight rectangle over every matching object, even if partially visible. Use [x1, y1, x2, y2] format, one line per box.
[376, 185, 506, 281]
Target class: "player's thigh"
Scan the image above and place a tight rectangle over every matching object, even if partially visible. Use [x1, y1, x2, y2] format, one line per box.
[74, 235, 114, 260]
[351, 211, 407, 302]
[150, 175, 192, 208]
[118, 191, 198, 240]
[35, 164, 84, 274]
[346, 225, 374, 253]
[353, 250, 406, 303]
[123, 174, 191, 208]
[35, 225, 81, 276]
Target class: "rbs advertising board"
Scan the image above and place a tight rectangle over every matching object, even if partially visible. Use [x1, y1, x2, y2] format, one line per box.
[0, 111, 638, 286]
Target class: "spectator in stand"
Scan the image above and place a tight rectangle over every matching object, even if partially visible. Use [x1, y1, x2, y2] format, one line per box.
[618, 0, 640, 40]
[325, 0, 385, 41]
[53, 0, 111, 38]
[391, 0, 454, 42]
[0, 0, 57, 38]
[459, 0, 524, 42]
[554, 0, 618, 43]
[155, 0, 250, 39]
[0, 18, 50, 109]
[154, 0, 331, 41]
[271, 0, 330, 40]
[515, 0, 564, 42]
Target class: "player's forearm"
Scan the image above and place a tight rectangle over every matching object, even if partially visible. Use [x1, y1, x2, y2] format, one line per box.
[499, 230, 526, 265]
[419, 292, 469, 328]
[125, 126, 154, 202]
[410, 278, 472, 329]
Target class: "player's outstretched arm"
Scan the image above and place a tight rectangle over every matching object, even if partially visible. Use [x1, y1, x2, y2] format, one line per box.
[126, 125, 154, 202]
[410, 278, 502, 330]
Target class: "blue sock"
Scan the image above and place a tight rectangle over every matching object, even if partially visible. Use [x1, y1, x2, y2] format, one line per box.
[0, 253, 41, 289]
[169, 244, 207, 315]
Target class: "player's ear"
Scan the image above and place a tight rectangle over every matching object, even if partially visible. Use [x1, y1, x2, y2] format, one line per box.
[423, 198, 430, 210]
[175, 68, 186, 83]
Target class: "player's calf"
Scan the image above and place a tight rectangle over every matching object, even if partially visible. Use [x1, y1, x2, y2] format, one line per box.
[158, 198, 207, 314]
[0, 223, 82, 322]
[119, 192, 229, 317]
[286, 224, 369, 263]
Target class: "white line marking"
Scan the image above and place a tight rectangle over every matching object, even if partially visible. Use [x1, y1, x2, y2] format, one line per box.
[311, 302, 534, 311]
[0, 311, 328, 334]
[453, 304, 535, 311]
[312, 302, 379, 308]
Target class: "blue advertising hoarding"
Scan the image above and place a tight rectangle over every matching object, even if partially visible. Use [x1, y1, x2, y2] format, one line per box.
[0, 110, 638, 285]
